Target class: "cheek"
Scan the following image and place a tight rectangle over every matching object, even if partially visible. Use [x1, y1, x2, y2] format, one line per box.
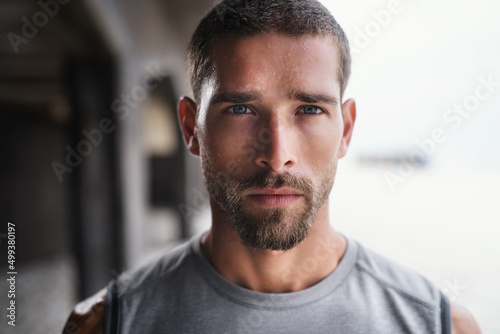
[292, 124, 342, 179]
[201, 121, 254, 174]
[297, 120, 343, 161]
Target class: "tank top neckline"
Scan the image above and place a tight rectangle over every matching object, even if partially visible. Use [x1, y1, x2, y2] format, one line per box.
[190, 231, 358, 308]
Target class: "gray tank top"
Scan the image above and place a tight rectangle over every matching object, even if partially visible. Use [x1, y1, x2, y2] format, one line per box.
[106, 232, 451, 333]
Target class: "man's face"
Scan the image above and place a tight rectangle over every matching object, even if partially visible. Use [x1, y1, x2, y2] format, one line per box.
[188, 33, 354, 251]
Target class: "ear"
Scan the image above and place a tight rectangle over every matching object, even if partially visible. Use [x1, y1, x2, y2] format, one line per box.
[338, 98, 356, 159]
[177, 96, 200, 156]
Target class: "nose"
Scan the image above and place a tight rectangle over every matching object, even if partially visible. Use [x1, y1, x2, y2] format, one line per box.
[253, 115, 297, 172]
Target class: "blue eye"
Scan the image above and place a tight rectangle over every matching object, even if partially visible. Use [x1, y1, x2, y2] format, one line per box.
[302, 106, 321, 114]
[227, 104, 249, 114]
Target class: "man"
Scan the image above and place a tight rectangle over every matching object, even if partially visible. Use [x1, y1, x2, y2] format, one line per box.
[63, 0, 481, 333]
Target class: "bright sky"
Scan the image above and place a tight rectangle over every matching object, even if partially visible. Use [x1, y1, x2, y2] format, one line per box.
[320, 0, 500, 167]
[319, 2, 500, 331]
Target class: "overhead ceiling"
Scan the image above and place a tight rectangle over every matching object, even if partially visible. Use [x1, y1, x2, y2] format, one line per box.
[0, 0, 109, 120]
[0, 0, 214, 119]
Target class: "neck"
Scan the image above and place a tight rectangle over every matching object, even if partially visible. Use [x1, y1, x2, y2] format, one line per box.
[201, 199, 347, 293]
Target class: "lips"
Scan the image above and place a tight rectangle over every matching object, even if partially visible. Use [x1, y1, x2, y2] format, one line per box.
[247, 187, 303, 196]
[247, 188, 303, 207]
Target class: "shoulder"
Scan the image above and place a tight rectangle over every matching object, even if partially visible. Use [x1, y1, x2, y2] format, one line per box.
[62, 288, 106, 334]
[115, 237, 197, 297]
[451, 302, 482, 334]
[62, 236, 200, 334]
[351, 240, 482, 332]
[352, 240, 440, 307]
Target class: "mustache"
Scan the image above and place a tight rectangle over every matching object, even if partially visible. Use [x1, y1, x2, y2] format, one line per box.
[232, 170, 314, 195]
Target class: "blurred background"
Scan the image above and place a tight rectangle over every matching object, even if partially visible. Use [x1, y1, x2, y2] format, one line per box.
[0, 0, 498, 333]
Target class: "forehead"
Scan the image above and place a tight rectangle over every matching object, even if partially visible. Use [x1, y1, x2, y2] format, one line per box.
[206, 33, 341, 100]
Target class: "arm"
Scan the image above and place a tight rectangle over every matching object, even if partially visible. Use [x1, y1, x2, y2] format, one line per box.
[451, 302, 481, 334]
[62, 288, 107, 334]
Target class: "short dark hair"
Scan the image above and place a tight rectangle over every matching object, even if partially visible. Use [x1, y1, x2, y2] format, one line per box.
[187, 0, 351, 104]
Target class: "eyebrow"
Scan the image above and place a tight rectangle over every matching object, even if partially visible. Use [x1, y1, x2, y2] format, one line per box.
[290, 92, 339, 106]
[209, 91, 260, 106]
[209, 90, 339, 106]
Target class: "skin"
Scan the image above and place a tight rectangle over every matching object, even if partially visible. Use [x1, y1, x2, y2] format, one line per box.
[180, 33, 354, 293]
[62, 32, 481, 334]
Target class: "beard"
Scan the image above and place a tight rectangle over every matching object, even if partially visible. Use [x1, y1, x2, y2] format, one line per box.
[200, 151, 338, 251]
